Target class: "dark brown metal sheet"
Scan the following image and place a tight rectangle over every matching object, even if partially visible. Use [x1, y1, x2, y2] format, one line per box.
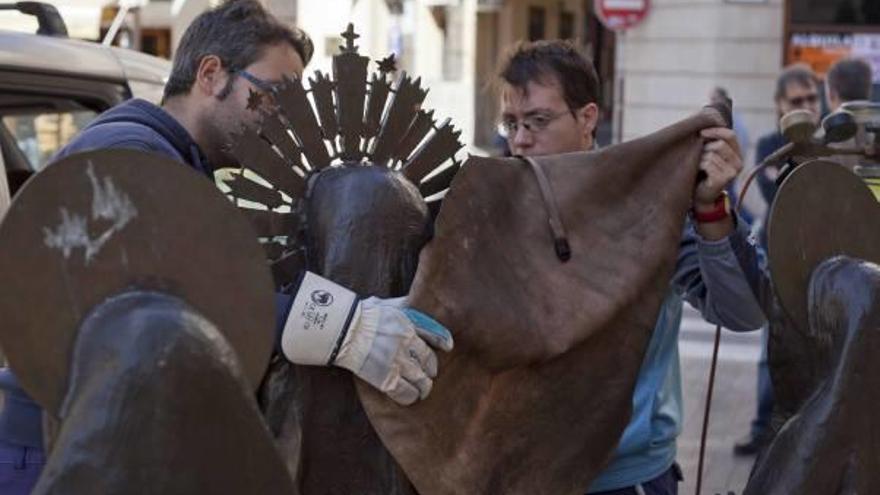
[275, 76, 332, 169]
[768, 159, 880, 333]
[364, 74, 391, 139]
[419, 161, 461, 197]
[0, 149, 275, 415]
[259, 112, 306, 174]
[239, 207, 300, 239]
[310, 71, 339, 141]
[334, 49, 369, 161]
[402, 119, 462, 183]
[270, 248, 307, 287]
[226, 172, 285, 209]
[261, 240, 286, 260]
[230, 127, 304, 199]
[370, 74, 427, 164]
[393, 110, 434, 163]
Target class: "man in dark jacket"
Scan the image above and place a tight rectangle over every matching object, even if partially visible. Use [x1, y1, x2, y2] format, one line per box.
[733, 63, 821, 456]
[0, 1, 452, 492]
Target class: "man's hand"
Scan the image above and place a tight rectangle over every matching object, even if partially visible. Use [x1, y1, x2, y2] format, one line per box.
[280, 272, 454, 406]
[694, 127, 742, 240]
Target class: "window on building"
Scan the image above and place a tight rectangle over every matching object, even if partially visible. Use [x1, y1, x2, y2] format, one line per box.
[790, 0, 880, 26]
[528, 6, 546, 41]
[559, 11, 575, 39]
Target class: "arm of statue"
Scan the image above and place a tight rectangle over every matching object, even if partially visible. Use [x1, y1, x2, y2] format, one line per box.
[274, 272, 454, 406]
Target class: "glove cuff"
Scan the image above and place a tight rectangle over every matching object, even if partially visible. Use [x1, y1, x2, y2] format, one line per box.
[280, 271, 359, 365]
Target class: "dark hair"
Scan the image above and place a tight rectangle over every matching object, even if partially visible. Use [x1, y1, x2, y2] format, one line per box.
[711, 86, 729, 101]
[498, 39, 600, 111]
[827, 57, 873, 102]
[774, 63, 818, 101]
[162, 0, 313, 101]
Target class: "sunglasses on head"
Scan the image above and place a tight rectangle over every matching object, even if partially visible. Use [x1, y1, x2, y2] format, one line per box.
[787, 94, 819, 107]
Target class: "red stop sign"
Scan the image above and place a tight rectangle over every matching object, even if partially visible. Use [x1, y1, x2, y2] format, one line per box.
[595, 0, 650, 31]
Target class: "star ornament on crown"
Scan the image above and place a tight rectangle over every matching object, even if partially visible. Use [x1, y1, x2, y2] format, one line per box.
[222, 24, 464, 286]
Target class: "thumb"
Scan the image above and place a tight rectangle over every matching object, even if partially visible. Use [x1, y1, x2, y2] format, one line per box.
[402, 308, 454, 352]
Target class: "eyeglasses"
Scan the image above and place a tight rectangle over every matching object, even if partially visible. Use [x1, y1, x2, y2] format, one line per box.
[235, 70, 282, 95]
[786, 93, 819, 107]
[500, 110, 571, 136]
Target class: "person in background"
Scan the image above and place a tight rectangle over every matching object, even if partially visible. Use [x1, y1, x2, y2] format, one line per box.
[732, 63, 821, 457]
[825, 57, 874, 112]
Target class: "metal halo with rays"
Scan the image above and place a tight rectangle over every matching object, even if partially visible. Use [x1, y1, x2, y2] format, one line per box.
[222, 23, 464, 287]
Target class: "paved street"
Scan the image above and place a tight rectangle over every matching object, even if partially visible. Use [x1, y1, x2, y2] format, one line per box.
[677, 304, 763, 495]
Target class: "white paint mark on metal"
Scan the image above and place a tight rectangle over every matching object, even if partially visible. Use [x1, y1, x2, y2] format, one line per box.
[43, 163, 138, 264]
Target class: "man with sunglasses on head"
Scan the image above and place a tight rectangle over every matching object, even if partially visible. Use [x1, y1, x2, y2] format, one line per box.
[732, 63, 821, 458]
[498, 40, 766, 495]
[752, 64, 821, 208]
[0, 1, 453, 492]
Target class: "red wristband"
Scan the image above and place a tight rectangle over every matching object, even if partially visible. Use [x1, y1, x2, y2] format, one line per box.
[691, 192, 730, 223]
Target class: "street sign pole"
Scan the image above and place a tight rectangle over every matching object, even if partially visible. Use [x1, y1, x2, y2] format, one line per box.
[613, 30, 625, 144]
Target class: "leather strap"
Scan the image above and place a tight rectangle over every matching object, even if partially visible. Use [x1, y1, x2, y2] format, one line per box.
[518, 156, 571, 262]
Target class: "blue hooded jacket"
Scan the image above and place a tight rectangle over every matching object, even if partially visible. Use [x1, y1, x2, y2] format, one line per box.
[52, 98, 213, 176]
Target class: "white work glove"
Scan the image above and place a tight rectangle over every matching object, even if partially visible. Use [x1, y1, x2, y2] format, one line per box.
[281, 272, 454, 405]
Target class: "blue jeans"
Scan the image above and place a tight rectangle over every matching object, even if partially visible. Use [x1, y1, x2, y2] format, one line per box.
[0, 440, 44, 495]
[589, 464, 682, 495]
[751, 325, 774, 438]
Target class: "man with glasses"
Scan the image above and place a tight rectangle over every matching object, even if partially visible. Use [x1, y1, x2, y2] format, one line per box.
[54, 0, 451, 406]
[498, 40, 766, 495]
[0, 1, 453, 492]
[733, 64, 821, 457]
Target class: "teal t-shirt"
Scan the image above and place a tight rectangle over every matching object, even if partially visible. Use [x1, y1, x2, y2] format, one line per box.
[587, 292, 684, 492]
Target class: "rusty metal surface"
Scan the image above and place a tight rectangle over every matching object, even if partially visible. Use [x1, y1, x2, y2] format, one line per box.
[768, 159, 880, 334]
[0, 149, 275, 415]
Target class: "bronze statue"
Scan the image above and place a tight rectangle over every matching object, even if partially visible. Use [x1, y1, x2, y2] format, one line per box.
[0, 150, 294, 494]
[223, 24, 461, 494]
[743, 159, 880, 494]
